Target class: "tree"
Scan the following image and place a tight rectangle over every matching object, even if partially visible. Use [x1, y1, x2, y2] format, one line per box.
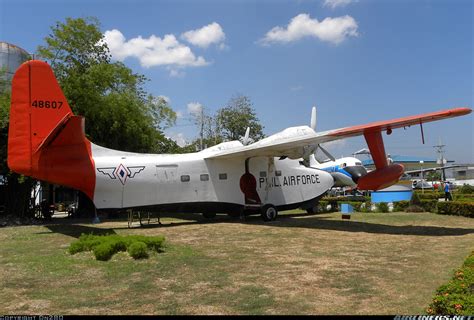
[216, 94, 264, 142]
[181, 94, 265, 152]
[34, 17, 183, 216]
[426, 171, 442, 182]
[37, 17, 177, 153]
[1, 70, 36, 219]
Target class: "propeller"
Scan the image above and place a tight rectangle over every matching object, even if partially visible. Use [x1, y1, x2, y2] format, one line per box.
[241, 127, 251, 145]
[310, 106, 316, 131]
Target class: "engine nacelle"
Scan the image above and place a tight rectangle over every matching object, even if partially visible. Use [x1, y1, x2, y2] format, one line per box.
[357, 164, 404, 191]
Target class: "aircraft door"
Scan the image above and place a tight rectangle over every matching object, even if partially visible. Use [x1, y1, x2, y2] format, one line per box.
[156, 164, 179, 202]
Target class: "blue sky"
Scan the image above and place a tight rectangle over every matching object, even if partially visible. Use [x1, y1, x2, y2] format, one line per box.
[1, 0, 472, 162]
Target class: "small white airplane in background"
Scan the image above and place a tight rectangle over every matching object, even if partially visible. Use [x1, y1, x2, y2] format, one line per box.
[309, 151, 366, 188]
[7, 61, 472, 221]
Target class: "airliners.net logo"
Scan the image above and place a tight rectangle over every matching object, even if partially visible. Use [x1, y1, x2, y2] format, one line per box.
[394, 316, 472, 320]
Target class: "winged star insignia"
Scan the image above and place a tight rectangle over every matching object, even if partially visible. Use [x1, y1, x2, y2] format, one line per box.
[97, 165, 145, 185]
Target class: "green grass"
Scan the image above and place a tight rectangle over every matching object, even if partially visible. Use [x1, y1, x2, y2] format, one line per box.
[0, 211, 473, 315]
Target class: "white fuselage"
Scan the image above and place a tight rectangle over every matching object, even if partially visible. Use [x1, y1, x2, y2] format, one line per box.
[92, 141, 334, 213]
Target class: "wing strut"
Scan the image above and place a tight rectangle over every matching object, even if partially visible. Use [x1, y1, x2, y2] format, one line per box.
[318, 144, 336, 162]
[363, 130, 387, 170]
[420, 120, 425, 144]
[357, 129, 405, 190]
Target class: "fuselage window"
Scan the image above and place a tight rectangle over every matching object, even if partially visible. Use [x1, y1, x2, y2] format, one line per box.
[181, 175, 190, 182]
[200, 174, 209, 181]
[219, 173, 227, 180]
[275, 170, 282, 176]
[260, 171, 267, 177]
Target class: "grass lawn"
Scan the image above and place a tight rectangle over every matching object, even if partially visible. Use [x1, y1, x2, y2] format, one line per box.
[0, 210, 473, 315]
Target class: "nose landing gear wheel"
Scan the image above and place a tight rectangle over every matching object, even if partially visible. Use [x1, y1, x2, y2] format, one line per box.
[261, 204, 278, 221]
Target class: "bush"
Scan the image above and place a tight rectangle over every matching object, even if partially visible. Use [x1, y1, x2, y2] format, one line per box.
[415, 192, 442, 200]
[357, 201, 373, 213]
[452, 193, 474, 202]
[68, 233, 103, 254]
[375, 202, 389, 213]
[128, 241, 149, 259]
[93, 242, 115, 261]
[437, 202, 474, 218]
[410, 192, 422, 206]
[427, 251, 474, 315]
[68, 234, 165, 260]
[323, 196, 369, 203]
[393, 201, 409, 212]
[458, 184, 474, 194]
[317, 201, 337, 213]
[420, 200, 438, 213]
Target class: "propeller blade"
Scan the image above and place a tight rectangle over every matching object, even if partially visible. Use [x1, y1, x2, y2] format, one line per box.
[310, 106, 317, 131]
[242, 127, 250, 145]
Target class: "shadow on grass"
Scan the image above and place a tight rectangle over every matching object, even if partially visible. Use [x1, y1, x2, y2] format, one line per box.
[36, 212, 474, 238]
[244, 214, 474, 237]
[38, 224, 117, 238]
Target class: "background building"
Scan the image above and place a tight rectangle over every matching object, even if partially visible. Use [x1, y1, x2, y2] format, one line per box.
[0, 42, 31, 92]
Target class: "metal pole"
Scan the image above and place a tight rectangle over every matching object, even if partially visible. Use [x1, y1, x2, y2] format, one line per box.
[200, 107, 204, 151]
[420, 160, 424, 194]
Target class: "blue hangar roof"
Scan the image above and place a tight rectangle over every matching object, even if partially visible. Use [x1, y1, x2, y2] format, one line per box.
[361, 155, 454, 166]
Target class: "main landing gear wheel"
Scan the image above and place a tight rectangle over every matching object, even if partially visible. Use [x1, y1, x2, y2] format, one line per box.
[261, 204, 278, 222]
[306, 206, 317, 215]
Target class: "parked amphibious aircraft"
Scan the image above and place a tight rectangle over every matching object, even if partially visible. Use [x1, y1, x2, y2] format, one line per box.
[7, 61, 472, 220]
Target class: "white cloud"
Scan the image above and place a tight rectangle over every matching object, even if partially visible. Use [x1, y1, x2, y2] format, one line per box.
[175, 110, 184, 119]
[168, 68, 186, 78]
[323, 0, 355, 9]
[166, 132, 187, 147]
[181, 22, 226, 49]
[103, 29, 208, 69]
[259, 13, 358, 45]
[187, 102, 203, 116]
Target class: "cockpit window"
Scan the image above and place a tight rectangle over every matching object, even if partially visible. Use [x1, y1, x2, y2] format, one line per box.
[355, 162, 362, 166]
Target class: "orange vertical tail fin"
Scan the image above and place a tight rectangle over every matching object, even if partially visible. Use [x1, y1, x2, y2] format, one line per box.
[7, 60, 96, 199]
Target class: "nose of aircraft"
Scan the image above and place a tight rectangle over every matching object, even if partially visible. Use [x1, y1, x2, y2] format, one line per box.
[344, 165, 367, 183]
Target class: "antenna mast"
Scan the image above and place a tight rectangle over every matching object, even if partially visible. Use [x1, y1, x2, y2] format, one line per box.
[433, 137, 447, 180]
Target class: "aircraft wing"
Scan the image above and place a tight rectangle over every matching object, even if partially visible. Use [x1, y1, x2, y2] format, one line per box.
[405, 165, 465, 175]
[205, 107, 471, 160]
[205, 107, 471, 190]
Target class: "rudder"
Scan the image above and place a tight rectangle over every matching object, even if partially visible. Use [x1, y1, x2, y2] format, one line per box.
[8, 60, 73, 173]
[7, 60, 96, 200]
